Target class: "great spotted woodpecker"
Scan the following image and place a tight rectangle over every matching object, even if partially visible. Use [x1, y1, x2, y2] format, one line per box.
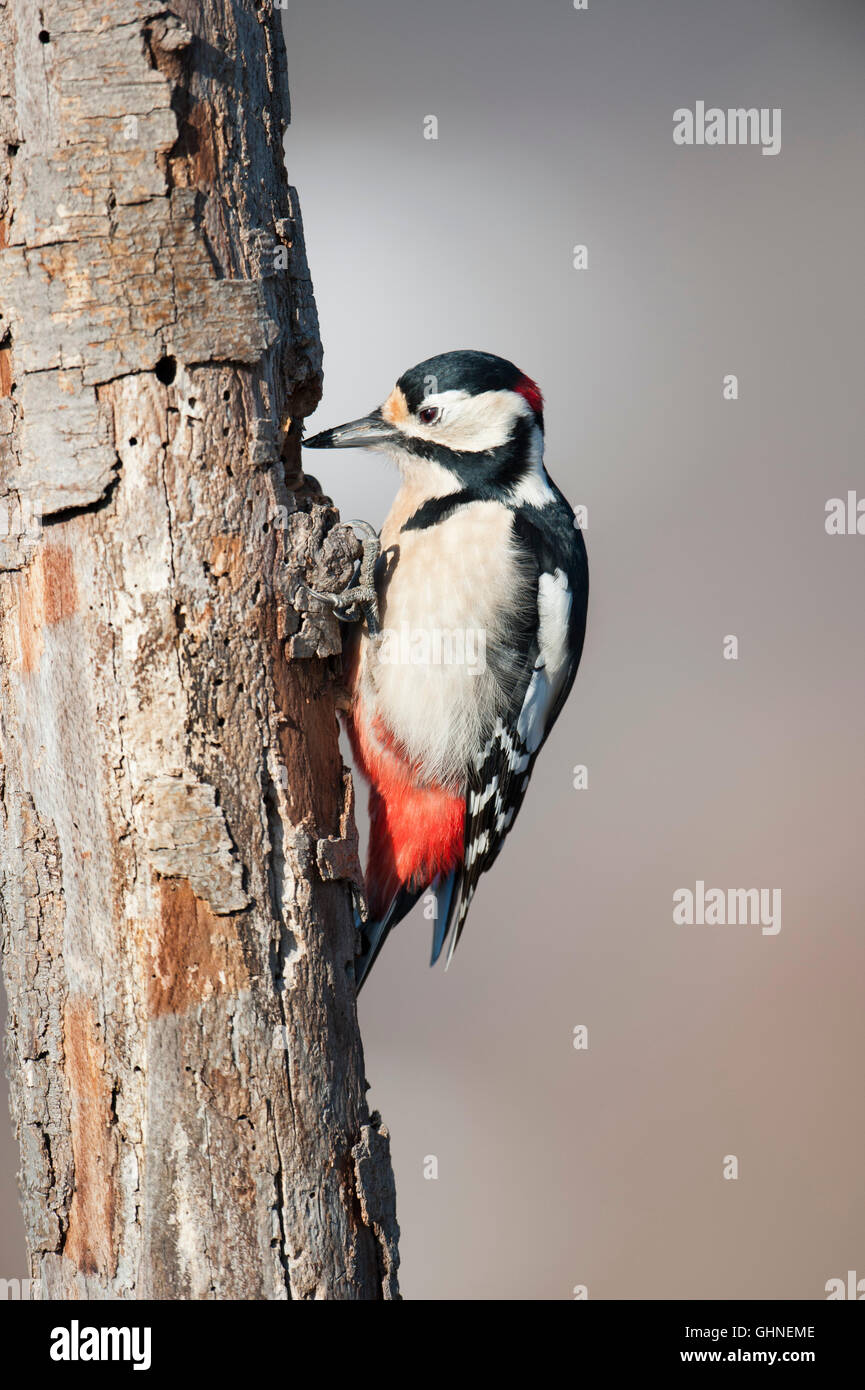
[304, 350, 588, 987]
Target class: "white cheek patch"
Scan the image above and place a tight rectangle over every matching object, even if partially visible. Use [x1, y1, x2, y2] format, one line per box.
[399, 388, 534, 454]
[383, 446, 460, 495]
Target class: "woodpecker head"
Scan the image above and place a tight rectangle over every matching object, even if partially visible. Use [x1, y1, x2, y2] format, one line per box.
[304, 350, 545, 494]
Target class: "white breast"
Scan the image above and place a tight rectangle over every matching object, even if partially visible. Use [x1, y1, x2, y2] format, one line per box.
[355, 495, 534, 789]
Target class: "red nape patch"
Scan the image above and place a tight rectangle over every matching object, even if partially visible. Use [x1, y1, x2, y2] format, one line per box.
[514, 373, 544, 419]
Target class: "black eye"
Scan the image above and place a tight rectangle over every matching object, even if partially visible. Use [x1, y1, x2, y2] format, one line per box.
[418, 406, 440, 425]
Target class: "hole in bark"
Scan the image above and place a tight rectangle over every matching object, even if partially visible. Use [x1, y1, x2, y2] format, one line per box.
[38, 29, 50, 43]
[188, 397, 196, 408]
[222, 427, 229, 436]
[174, 604, 186, 633]
[128, 436, 138, 446]
[155, 355, 177, 385]
[7, 144, 19, 157]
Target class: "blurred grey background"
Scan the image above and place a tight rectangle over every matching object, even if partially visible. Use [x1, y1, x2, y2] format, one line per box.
[2, 0, 863, 1298]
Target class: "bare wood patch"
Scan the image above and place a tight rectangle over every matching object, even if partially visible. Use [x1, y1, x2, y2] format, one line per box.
[62, 997, 118, 1277]
[150, 879, 248, 1018]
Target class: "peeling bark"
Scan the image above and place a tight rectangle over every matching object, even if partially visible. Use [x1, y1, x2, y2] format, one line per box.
[0, 0, 399, 1300]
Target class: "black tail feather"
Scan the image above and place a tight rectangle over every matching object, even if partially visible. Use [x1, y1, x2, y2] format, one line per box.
[355, 883, 424, 990]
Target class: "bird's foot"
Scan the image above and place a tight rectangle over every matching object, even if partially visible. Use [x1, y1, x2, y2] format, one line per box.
[295, 520, 381, 636]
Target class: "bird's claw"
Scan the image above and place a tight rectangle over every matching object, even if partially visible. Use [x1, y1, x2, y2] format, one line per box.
[295, 520, 381, 636]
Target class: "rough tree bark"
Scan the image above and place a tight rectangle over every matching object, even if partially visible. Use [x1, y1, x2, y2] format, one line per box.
[0, 0, 399, 1299]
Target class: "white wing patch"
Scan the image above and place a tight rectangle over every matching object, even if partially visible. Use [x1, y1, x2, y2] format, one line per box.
[516, 568, 573, 753]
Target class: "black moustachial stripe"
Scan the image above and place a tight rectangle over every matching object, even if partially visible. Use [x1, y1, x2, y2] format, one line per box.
[401, 491, 480, 532]
[398, 416, 538, 516]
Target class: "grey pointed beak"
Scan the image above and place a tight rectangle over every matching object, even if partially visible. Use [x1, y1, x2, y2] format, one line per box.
[304, 409, 399, 450]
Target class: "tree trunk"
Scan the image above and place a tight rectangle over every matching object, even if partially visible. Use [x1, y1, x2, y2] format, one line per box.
[0, 0, 399, 1300]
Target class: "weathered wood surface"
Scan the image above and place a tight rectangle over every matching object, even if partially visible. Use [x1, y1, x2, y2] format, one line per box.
[0, 0, 399, 1299]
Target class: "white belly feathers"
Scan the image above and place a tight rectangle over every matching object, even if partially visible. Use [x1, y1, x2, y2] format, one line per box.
[356, 497, 536, 789]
